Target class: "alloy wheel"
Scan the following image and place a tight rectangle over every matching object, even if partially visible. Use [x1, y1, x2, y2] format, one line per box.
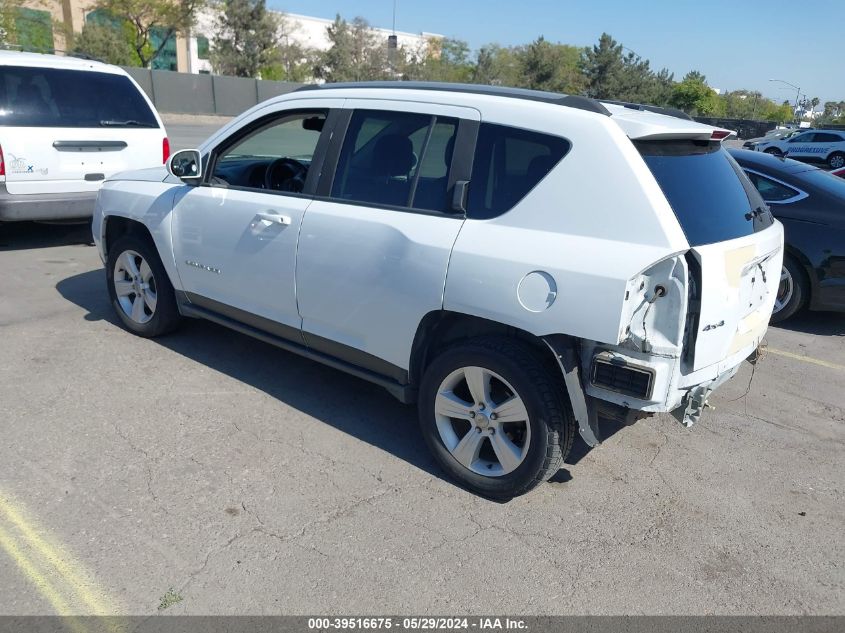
[113, 250, 157, 324]
[774, 265, 793, 314]
[434, 366, 531, 477]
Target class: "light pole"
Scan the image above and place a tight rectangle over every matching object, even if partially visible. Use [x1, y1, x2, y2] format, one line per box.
[769, 78, 801, 122]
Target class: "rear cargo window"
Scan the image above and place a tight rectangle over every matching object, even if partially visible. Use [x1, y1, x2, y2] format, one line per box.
[636, 140, 770, 246]
[0, 66, 158, 128]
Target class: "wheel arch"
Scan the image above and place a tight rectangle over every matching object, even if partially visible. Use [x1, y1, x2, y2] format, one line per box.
[103, 214, 182, 292]
[783, 243, 817, 302]
[408, 310, 572, 388]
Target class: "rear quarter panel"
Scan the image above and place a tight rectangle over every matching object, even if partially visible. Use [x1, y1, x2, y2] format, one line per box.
[444, 105, 690, 346]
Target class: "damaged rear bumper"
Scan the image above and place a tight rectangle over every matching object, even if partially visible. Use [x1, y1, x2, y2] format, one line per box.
[546, 335, 761, 447]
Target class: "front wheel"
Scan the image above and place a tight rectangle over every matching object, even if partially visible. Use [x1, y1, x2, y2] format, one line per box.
[764, 147, 783, 156]
[770, 256, 807, 324]
[106, 234, 181, 337]
[418, 338, 574, 499]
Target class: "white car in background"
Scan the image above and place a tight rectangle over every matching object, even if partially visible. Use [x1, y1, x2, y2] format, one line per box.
[754, 129, 845, 169]
[0, 51, 169, 222]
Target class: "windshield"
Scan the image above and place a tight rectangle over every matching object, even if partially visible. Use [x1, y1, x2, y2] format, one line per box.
[0, 66, 158, 128]
[637, 140, 772, 246]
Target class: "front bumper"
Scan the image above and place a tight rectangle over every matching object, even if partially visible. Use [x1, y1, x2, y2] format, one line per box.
[0, 183, 96, 221]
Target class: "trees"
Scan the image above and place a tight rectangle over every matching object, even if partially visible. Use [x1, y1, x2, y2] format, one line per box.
[580, 32, 625, 99]
[211, 0, 278, 77]
[72, 21, 139, 66]
[670, 70, 723, 115]
[0, 0, 21, 48]
[579, 32, 674, 104]
[472, 44, 521, 86]
[258, 15, 315, 82]
[91, 0, 204, 68]
[518, 37, 583, 94]
[313, 15, 389, 83]
[402, 37, 474, 83]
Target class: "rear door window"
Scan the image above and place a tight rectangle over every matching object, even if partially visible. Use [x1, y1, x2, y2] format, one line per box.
[0, 66, 158, 128]
[637, 140, 772, 246]
[331, 109, 458, 211]
[813, 132, 844, 143]
[467, 123, 570, 219]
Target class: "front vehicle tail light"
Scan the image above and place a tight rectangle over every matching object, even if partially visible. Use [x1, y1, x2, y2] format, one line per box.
[163, 137, 170, 164]
[0, 144, 5, 176]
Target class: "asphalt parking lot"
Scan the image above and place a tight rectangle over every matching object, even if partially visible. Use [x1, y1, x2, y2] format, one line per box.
[0, 125, 843, 617]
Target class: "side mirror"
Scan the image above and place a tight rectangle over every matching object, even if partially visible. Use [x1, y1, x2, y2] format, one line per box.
[167, 149, 202, 184]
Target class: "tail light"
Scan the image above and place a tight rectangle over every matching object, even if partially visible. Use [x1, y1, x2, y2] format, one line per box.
[711, 130, 732, 141]
[162, 137, 170, 164]
[0, 144, 5, 176]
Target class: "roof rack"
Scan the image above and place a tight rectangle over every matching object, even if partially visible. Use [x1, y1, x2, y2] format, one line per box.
[295, 81, 612, 116]
[600, 100, 692, 121]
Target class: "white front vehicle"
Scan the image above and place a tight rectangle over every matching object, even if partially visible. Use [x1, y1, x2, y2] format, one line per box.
[754, 129, 845, 170]
[91, 83, 783, 499]
[0, 51, 168, 221]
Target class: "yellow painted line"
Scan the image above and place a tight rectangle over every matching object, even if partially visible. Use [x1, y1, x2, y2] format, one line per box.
[0, 494, 112, 615]
[0, 524, 89, 633]
[767, 347, 845, 371]
[0, 492, 124, 629]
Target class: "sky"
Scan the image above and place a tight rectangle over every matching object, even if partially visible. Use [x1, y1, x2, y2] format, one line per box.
[268, 0, 845, 105]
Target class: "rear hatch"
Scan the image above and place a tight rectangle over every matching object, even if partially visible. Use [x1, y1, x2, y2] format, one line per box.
[0, 65, 164, 195]
[637, 139, 783, 371]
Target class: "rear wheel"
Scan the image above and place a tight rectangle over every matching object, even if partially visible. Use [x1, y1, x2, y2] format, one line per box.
[418, 337, 574, 499]
[828, 152, 845, 170]
[106, 234, 181, 337]
[770, 256, 807, 323]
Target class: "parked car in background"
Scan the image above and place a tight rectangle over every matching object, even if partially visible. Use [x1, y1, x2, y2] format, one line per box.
[753, 129, 845, 169]
[743, 128, 808, 149]
[729, 148, 845, 322]
[0, 51, 168, 222]
[91, 82, 784, 498]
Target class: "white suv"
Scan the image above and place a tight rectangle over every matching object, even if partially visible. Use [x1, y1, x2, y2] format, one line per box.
[91, 83, 784, 498]
[754, 129, 845, 170]
[0, 51, 168, 222]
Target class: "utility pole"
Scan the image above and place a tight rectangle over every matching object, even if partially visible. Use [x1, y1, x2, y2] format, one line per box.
[769, 78, 801, 123]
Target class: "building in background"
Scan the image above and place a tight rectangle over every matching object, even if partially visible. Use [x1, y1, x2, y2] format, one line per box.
[5, 1, 438, 76]
[189, 10, 439, 75]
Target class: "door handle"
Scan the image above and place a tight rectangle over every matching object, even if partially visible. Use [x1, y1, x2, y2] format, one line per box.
[255, 211, 291, 226]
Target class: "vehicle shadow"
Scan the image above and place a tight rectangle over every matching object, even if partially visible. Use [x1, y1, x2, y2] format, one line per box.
[0, 220, 93, 251]
[771, 311, 845, 337]
[56, 269, 580, 497]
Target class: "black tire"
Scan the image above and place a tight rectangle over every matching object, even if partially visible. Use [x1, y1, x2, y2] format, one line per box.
[418, 337, 575, 500]
[106, 233, 181, 337]
[827, 152, 845, 170]
[770, 256, 808, 324]
[764, 147, 782, 156]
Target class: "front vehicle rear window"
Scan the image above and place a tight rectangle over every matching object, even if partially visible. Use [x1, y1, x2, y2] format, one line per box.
[0, 66, 158, 128]
[636, 140, 771, 246]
